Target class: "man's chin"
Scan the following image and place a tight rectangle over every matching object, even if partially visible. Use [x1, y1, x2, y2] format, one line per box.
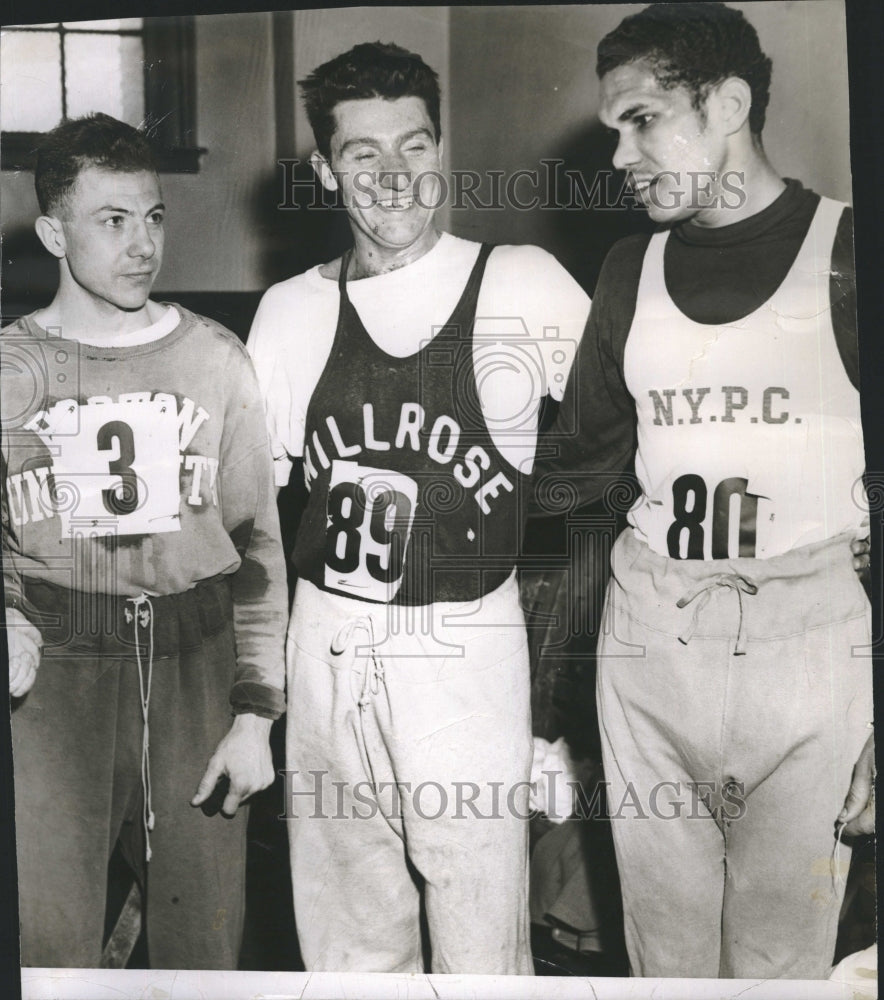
[645, 202, 695, 227]
[365, 223, 436, 253]
[109, 278, 158, 313]
[112, 292, 155, 313]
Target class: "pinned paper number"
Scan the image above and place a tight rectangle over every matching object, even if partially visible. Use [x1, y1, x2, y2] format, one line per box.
[50, 400, 181, 536]
[324, 460, 418, 601]
[667, 475, 759, 559]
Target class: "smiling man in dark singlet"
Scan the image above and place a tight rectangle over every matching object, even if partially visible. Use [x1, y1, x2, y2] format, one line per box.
[247, 42, 590, 974]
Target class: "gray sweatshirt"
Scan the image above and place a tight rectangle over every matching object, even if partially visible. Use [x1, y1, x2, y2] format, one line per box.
[1, 305, 287, 718]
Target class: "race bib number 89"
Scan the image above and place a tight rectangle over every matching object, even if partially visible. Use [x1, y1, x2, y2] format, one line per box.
[324, 460, 418, 602]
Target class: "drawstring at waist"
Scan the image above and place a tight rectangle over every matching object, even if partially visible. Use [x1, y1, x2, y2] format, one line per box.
[677, 573, 759, 656]
[126, 594, 156, 862]
[832, 821, 848, 892]
[331, 615, 385, 709]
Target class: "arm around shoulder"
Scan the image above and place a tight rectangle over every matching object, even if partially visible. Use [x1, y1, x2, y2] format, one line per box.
[483, 244, 591, 401]
[530, 236, 647, 515]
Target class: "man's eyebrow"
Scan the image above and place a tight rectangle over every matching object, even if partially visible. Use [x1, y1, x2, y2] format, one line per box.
[91, 202, 166, 215]
[339, 136, 379, 153]
[339, 127, 434, 153]
[618, 103, 651, 123]
[400, 128, 434, 142]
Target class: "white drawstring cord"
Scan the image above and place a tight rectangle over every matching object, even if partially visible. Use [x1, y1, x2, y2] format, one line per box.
[677, 573, 759, 655]
[832, 821, 847, 892]
[126, 594, 156, 862]
[331, 615, 384, 709]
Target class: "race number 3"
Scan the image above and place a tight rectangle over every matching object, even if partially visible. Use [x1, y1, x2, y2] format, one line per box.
[324, 460, 418, 601]
[51, 399, 181, 536]
[97, 420, 139, 515]
[667, 475, 759, 559]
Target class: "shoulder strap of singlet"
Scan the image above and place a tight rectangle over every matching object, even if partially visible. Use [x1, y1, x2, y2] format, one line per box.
[805, 196, 846, 267]
[440, 242, 495, 336]
[338, 249, 352, 294]
[334, 241, 495, 350]
[631, 228, 670, 316]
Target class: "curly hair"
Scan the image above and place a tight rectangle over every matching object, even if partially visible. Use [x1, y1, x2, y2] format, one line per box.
[299, 41, 441, 160]
[597, 3, 773, 135]
[35, 113, 158, 216]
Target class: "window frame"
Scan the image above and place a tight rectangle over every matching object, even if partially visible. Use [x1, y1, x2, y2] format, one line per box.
[1, 16, 205, 173]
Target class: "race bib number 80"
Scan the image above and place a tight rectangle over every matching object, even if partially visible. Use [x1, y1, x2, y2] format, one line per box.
[666, 474, 759, 559]
[324, 460, 418, 602]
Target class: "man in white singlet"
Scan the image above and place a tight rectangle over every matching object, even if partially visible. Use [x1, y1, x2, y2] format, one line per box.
[541, 2, 875, 979]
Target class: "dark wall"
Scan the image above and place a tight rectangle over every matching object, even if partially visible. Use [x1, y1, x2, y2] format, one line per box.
[447, 2, 852, 294]
[2, 3, 853, 309]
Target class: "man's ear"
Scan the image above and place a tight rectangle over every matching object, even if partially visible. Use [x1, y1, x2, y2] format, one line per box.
[310, 151, 338, 193]
[34, 215, 66, 259]
[715, 76, 752, 136]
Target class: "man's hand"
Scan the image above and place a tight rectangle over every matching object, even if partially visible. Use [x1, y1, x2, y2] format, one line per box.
[838, 732, 875, 837]
[191, 713, 274, 816]
[851, 535, 870, 574]
[6, 607, 43, 698]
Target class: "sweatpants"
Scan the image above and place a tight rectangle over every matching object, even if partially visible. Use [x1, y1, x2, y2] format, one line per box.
[284, 572, 533, 974]
[597, 528, 873, 979]
[12, 575, 248, 969]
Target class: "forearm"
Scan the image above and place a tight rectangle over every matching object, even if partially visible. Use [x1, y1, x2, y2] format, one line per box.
[531, 341, 636, 517]
[226, 465, 288, 719]
[530, 243, 640, 518]
[220, 356, 290, 718]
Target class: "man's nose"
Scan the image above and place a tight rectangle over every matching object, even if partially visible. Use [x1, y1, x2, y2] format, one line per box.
[379, 155, 411, 190]
[612, 132, 641, 173]
[128, 221, 157, 258]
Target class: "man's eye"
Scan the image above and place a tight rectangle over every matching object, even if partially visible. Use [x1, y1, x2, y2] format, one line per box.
[404, 144, 427, 155]
[104, 216, 125, 228]
[149, 213, 165, 225]
[635, 114, 655, 129]
[354, 151, 376, 161]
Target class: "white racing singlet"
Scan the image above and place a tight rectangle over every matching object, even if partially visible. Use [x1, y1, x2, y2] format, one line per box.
[624, 197, 866, 560]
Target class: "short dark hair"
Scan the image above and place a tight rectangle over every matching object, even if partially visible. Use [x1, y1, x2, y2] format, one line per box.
[299, 41, 442, 160]
[35, 113, 158, 215]
[597, 3, 773, 135]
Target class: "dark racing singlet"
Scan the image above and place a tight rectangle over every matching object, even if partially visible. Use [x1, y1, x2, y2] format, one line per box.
[294, 243, 526, 605]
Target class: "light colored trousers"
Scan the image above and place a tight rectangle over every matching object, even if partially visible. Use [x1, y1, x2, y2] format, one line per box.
[597, 528, 873, 979]
[284, 573, 534, 974]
